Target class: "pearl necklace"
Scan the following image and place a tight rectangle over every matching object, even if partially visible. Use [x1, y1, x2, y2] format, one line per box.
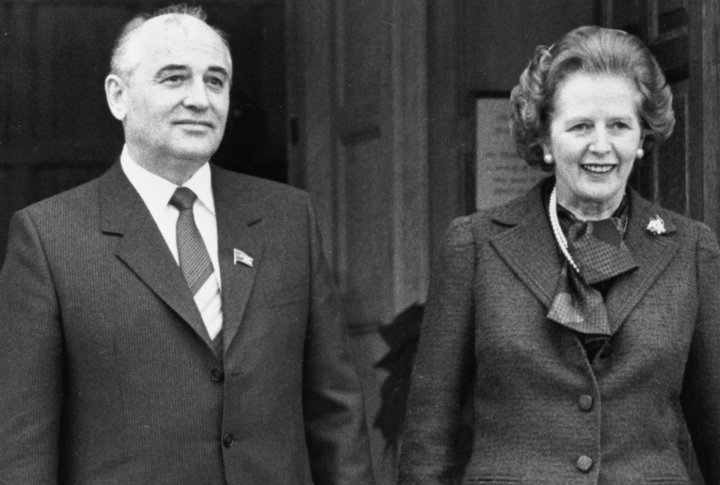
[548, 186, 580, 274]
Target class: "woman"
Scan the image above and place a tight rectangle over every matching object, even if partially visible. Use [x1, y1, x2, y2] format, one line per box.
[398, 26, 720, 483]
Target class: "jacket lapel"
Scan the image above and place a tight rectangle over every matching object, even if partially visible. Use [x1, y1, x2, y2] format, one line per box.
[489, 181, 562, 308]
[212, 166, 264, 352]
[604, 190, 679, 334]
[488, 181, 680, 335]
[99, 163, 212, 348]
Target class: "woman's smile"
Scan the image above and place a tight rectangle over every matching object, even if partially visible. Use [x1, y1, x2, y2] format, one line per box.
[546, 72, 644, 220]
[581, 163, 617, 175]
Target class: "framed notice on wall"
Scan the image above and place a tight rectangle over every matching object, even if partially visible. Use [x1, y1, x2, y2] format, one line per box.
[475, 93, 547, 210]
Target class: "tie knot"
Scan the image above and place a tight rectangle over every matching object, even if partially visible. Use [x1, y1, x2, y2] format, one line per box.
[170, 187, 197, 211]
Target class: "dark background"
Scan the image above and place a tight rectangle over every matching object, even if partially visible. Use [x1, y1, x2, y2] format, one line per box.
[0, 0, 287, 262]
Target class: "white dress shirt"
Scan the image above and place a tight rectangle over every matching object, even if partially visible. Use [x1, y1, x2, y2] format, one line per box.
[120, 146, 222, 289]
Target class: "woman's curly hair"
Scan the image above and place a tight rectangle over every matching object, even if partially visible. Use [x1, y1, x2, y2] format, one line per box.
[509, 25, 675, 168]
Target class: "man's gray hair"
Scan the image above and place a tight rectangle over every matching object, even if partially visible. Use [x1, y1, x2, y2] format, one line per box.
[109, 3, 231, 77]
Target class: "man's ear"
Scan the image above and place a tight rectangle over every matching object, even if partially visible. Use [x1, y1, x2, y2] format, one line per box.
[105, 74, 128, 121]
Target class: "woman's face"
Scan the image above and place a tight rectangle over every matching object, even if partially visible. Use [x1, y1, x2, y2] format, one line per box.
[545, 72, 644, 220]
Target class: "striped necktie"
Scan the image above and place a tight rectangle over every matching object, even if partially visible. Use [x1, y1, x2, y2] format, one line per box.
[169, 187, 223, 345]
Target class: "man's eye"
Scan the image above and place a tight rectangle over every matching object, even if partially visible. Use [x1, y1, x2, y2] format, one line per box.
[208, 77, 225, 88]
[163, 75, 184, 85]
[610, 121, 630, 130]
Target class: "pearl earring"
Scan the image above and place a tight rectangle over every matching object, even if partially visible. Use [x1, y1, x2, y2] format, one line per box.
[636, 148, 644, 159]
[543, 153, 553, 164]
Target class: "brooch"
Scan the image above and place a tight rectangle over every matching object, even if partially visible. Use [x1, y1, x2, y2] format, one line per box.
[646, 215, 666, 235]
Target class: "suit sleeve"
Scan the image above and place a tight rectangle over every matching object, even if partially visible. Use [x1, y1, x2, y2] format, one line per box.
[301, 197, 376, 485]
[681, 223, 720, 484]
[0, 210, 63, 484]
[398, 217, 476, 484]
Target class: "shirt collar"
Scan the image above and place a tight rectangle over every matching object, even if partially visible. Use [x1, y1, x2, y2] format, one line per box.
[120, 145, 216, 217]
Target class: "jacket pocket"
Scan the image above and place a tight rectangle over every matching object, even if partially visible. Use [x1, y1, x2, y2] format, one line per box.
[464, 477, 520, 484]
[644, 477, 689, 484]
[264, 279, 309, 307]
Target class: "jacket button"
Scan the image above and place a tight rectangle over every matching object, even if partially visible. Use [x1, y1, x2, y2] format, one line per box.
[210, 368, 224, 382]
[578, 394, 593, 411]
[222, 433, 235, 448]
[576, 455, 593, 472]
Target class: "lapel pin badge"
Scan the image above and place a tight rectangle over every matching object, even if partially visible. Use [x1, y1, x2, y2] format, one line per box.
[233, 248, 254, 267]
[646, 215, 666, 235]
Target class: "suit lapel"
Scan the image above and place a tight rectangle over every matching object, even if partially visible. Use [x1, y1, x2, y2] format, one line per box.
[99, 163, 212, 348]
[489, 181, 562, 308]
[605, 191, 679, 334]
[212, 166, 264, 352]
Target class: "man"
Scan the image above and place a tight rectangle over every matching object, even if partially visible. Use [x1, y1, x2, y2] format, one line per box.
[0, 5, 375, 484]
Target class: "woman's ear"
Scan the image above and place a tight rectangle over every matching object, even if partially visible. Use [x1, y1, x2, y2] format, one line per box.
[541, 143, 554, 165]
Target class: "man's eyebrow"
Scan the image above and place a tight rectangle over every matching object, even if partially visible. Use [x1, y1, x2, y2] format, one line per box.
[207, 66, 230, 78]
[154, 64, 189, 77]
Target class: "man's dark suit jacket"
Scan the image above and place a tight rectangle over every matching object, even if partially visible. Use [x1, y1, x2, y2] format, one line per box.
[0, 162, 375, 485]
[399, 180, 720, 484]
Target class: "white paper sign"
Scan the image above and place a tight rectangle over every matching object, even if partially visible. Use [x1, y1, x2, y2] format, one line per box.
[475, 97, 547, 210]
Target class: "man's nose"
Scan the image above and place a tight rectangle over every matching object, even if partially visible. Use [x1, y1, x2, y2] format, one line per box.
[183, 79, 210, 110]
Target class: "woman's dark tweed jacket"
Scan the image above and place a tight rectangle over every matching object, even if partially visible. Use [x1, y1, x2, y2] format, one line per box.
[399, 180, 720, 484]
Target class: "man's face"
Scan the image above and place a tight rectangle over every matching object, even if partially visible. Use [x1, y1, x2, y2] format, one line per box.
[116, 16, 231, 169]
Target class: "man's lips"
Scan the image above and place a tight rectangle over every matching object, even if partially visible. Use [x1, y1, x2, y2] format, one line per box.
[174, 120, 214, 128]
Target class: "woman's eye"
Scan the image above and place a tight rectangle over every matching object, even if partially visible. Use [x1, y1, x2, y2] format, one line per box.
[570, 123, 591, 133]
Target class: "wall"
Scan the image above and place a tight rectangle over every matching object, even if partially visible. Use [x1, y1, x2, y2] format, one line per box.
[287, 0, 429, 482]
[427, 0, 595, 260]
[463, 0, 597, 92]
